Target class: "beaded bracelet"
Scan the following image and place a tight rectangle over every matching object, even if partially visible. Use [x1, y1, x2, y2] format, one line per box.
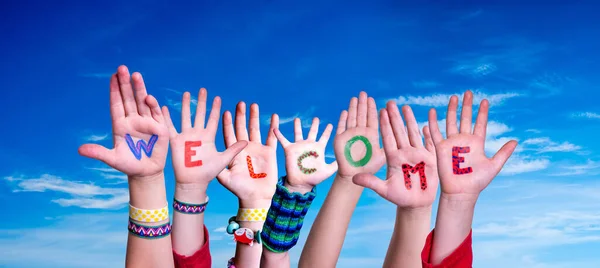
[226, 216, 262, 246]
[261, 176, 316, 253]
[227, 258, 236, 268]
[129, 203, 169, 223]
[173, 196, 209, 214]
[128, 219, 172, 239]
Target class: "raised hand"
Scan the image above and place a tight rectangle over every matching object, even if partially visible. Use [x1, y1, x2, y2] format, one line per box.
[353, 102, 438, 208]
[429, 90, 518, 200]
[274, 117, 338, 193]
[217, 102, 279, 207]
[79, 66, 169, 178]
[334, 92, 385, 181]
[163, 88, 247, 186]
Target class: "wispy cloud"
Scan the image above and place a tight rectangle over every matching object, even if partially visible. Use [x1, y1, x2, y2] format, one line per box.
[551, 160, 600, 176]
[523, 137, 581, 153]
[79, 73, 113, 79]
[87, 167, 127, 182]
[391, 90, 521, 107]
[85, 134, 108, 142]
[529, 73, 576, 96]
[572, 112, 600, 120]
[451, 63, 497, 77]
[525, 129, 542, 133]
[412, 80, 441, 88]
[4, 174, 128, 209]
[264, 107, 316, 128]
[501, 157, 550, 175]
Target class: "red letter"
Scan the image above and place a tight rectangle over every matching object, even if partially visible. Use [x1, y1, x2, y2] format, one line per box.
[185, 141, 203, 167]
[452, 146, 473, 175]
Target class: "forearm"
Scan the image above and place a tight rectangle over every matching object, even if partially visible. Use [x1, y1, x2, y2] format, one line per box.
[299, 175, 363, 268]
[383, 206, 432, 268]
[430, 194, 476, 265]
[171, 183, 208, 256]
[234, 199, 271, 268]
[126, 172, 174, 268]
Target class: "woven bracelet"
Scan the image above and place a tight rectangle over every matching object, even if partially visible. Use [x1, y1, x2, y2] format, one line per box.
[173, 196, 209, 214]
[128, 219, 172, 239]
[261, 176, 316, 253]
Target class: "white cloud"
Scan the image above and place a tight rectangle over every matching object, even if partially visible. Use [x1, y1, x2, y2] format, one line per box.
[263, 107, 316, 128]
[451, 62, 497, 77]
[85, 134, 108, 142]
[523, 137, 581, 153]
[572, 112, 600, 120]
[391, 90, 521, 107]
[525, 129, 542, 133]
[501, 157, 550, 175]
[213, 226, 226, 233]
[412, 80, 441, 88]
[4, 174, 128, 209]
[87, 167, 127, 182]
[551, 160, 600, 176]
[529, 73, 576, 96]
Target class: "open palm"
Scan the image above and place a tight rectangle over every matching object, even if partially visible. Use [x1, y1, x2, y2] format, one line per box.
[428, 90, 518, 198]
[334, 92, 385, 180]
[163, 88, 247, 185]
[217, 102, 279, 202]
[79, 66, 169, 178]
[354, 102, 438, 208]
[274, 117, 338, 189]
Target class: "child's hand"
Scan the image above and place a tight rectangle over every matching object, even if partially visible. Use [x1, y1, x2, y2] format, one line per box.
[274, 117, 338, 193]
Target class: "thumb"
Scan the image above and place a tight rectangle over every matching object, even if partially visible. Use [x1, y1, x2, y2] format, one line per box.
[220, 140, 248, 165]
[78, 144, 116, 167]
[323, 161, 338, 179]
[216, 168, 231, 188]
[352, 173, 388, 198]
[491, 140, 518, 173]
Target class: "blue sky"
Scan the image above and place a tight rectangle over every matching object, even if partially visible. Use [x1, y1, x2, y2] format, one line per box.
[2, 1, 600, 267]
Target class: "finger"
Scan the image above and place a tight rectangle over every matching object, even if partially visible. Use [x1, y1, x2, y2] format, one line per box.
[324, 161, 339, 179]
[307, 117, 320, 141]
[109, 73, 125, 122]
[78, 144, 116, 167]
[386, 101, 410, 148]
[460, 90, 473, 134]
[446, 95, 459, 136]
[222, 111, 237, 147]
[220, 140, 248, 166]
[216, 168, 231, 188]
[266, 114, 279, 148]
[336, 110, 348, 134]
[249, 103, 261, 142]
[347, 97, 358, 128]
[194, 88, 208, 129]
[357, 91, 368, 127]
[274, 128, 291, 148]
[428, 108, 443, 145]
[235, 102, 249, 141]
[294, 118, 304, 142]
[181, 92, 193, 130]
[145, 95, 164, 124]
[162, 106, 179, 138]
[131, 72, 151, 116]
[206, 96, 222, 135]
[352, 173, 387, 198]
[367, 97, 378, 128]
[491, 140, 518, 173]
[423, 126, 435, 153]
[116, 65, 138, 116]
[318, 123, 334, 145]
[473, 99, 489, 138]
[380, 109, 398, 156]
[402, 105, 423, 148]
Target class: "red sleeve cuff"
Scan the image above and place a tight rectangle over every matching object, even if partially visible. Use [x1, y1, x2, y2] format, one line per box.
[421, 229, 473, 268]
[173, 225, 212, 268]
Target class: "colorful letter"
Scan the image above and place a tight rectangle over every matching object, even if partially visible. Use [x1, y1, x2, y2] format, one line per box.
[125, 134, 158, 160]
[297, 151, 319, 174]
[401, 162, 427, 190]
[452, 146, 473, 175]
[246, 155, 267, 179]
[344, 136, 373, 167]
[184, 141, 203, 167]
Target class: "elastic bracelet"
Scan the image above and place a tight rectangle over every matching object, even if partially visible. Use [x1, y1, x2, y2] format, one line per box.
[227, 258, 236, 268]
[128, 219, 172, 239]
[236, 208, 267, 222]
[226, 216, 262, 246]
[129, 203, 169, 223]
[173, 196, 209, 214]
[261, 176, 316, 253]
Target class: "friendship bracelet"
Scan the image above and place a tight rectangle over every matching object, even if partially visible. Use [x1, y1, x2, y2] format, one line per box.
[128, 219, 172, 239]
[261, 176, 316, 253]
[173, 196, 209, 214]
[129, 203, 169, 223]
[226, 216, 262, 246]
[227, 258, 236, 268]
[236, 208, 268, 222]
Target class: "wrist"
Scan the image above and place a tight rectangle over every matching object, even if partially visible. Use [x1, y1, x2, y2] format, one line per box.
[239, 198, 272, 209]
[439, 193, 478, 211]
[128, 172, 167, 209]
[283, 179, 313, 195]
[174, 183, 208, 203]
